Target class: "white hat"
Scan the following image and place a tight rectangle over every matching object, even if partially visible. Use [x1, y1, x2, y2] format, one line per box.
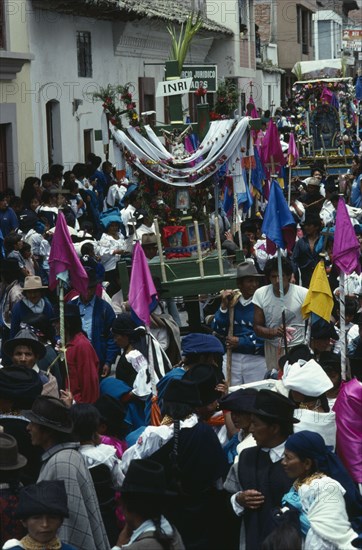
[282, 358, 333, 397]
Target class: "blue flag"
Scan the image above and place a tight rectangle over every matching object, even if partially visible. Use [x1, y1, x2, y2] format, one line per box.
[251, 147, 265, 193]
[262, 180, 296, 253]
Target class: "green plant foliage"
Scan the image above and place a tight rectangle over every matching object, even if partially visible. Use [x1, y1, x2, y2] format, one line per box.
[167, 12, 203, 74]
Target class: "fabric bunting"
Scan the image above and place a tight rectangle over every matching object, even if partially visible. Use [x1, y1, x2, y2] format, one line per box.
[333, 197, 360, 274]
[128, 242, 158, 327]
[48, 212, 88, 296]
[262, 180, 296, 253]
[301, 261, 333, 322]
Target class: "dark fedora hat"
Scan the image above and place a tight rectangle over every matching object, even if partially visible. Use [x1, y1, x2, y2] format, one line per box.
[3, 328, 46, 359]
[15, 480, 69, 519]
[0, 366, 43, 409]
[250, 389, 299, 423]
[51, 302, 83, 321]
[236, 261, 263, 279]
[183, 364, 222, 406]
[219, 388, 258, 413]
[0, 433, 27, 471]
[163, 379, 201, 406]
[22, 395, 73, 433]
[84, 266, 98, 288]
[112, 313, 139, 335]
[311, 320, 338, 341]
[93, 395, 128, 435]
[285, 344, 313, 365]
[121, 459, 172, 495]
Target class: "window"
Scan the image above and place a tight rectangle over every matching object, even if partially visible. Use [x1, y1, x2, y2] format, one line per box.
[138, 77, 156, 126]
[77, 31, 92, 78]
[0, 1, 6, 49]
[297, 5, 312, 54]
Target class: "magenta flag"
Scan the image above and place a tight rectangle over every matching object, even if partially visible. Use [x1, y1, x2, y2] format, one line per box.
[128, 242, 158, 327]
[248, 96, 259, 119]
[288, 132, 299, 166]
[333, 197, 360, 274]
[48, 212, 89, 296]
[261, 119, 286, 169]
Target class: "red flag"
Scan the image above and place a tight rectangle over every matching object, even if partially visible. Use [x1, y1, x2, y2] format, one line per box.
[48, 212, 88, 296]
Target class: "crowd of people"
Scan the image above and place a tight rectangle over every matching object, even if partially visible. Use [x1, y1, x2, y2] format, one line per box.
[0, 145, 362, 550]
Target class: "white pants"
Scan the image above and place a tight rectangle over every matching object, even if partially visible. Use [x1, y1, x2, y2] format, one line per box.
[223, 353, 267, 386]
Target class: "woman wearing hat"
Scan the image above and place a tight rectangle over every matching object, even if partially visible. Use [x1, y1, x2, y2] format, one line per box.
[5, 480, 77, 550]
[282, 356, 337, 449]
[212, 261, 266, 386]
[113, 459, 185, 550]
[0, 433, 28, 544]
[281, 431, 360, 550]
[121, 379, 227, 550]
[10, 276, 54, 338]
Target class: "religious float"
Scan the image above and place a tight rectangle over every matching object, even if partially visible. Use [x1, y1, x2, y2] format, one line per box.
[290, 58, 359, 178]
[90, 16, 268, 328]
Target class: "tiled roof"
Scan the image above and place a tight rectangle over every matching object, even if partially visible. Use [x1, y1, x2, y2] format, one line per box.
[33, 0, 233, 34]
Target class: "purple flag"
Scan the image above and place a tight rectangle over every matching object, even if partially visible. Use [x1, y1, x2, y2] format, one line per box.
[248, 96, 259, 119]
[288, 132, 299, 166]
[128, 242, 158, 326]
[48, 212, 88, 296]
[261, 120, 286, 170]
[333, 197, 360, 274]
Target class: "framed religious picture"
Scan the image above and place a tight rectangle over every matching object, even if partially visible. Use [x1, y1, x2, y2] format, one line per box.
[176, 189, 190, 210]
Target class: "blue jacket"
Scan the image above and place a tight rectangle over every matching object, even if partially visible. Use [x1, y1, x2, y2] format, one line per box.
[71, 295, 118, 366]
[212, 301, 264, 355]
[10, 298, 54, 338]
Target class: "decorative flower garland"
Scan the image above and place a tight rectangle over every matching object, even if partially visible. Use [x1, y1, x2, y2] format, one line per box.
[91, 83, 141, 131]
[210, 79, 239, 120]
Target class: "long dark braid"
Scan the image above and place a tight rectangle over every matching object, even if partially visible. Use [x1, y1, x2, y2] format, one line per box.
[152, 517, 175, 550]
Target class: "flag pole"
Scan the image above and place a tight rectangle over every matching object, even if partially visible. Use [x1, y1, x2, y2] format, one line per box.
[58, 279, 70, 389]
[339, 271, 347, 381]
[277, 247, 288, 353]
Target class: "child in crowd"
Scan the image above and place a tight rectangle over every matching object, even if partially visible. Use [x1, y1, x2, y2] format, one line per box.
[20, 242, 38, 276]
[4, 233, 28, 277]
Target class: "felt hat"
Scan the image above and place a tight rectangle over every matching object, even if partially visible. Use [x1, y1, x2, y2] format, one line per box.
[219, 388, 258, 413]
[141, 233, 158, 246]
[3, 328, 46, 360]
[181, 333, 224, 355]
[112, 313, 140, 335]
[282, 358, 333, 397]
[163, 379, 201, 406]
[311, 320, 338, 340]
[93, 394, 128, 435]
[284, 344, 313, 365]
[249, 389, 299, 423]
[22, 275, 48, 291]
[22, 395, 73, 433]
[121, 459, 171, 495]
[0, 366, 43, 409]
[0, 433, 27, 471]
[236, 261, 263, 279]
[15, 480, 69, 519]
[24, 313, 54, 341]
[84, 266, 98, 287]
[50, 302, 83, 321]
[183, 364, 222, 405]
[318, 351, 341, 372]
[302, 212, 322, 227]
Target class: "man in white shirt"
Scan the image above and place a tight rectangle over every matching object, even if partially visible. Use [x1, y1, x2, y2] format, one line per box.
[253, 257, 308, 371]
[229, 390, 298, 550]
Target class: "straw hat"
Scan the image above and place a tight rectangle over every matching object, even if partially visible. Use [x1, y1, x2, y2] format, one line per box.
[22, 276, 48, 291]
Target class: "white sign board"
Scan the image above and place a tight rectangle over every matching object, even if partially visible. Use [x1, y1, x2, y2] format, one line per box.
[156, 77, 193, 97]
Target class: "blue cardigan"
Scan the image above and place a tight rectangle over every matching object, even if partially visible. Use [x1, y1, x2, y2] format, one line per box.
[71, 295, 118, 367]
[10, 298, 54, 338]
[212, 301, 264, 355]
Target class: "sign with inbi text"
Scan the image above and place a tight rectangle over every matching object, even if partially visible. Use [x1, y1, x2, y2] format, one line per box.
[156, 77, 193, 97]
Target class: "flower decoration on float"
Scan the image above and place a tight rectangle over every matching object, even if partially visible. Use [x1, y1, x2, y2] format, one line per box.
[90, 83, 142, 131]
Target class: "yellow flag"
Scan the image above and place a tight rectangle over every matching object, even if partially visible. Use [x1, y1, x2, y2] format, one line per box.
[301, 261, 333, 322]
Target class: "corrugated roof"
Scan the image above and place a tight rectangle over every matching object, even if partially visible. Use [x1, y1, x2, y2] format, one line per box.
[32, 0, 232, 34]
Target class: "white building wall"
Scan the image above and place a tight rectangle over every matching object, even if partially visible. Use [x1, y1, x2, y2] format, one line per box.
[27, 8, 220, 175]
[313, 9, 342, 60]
